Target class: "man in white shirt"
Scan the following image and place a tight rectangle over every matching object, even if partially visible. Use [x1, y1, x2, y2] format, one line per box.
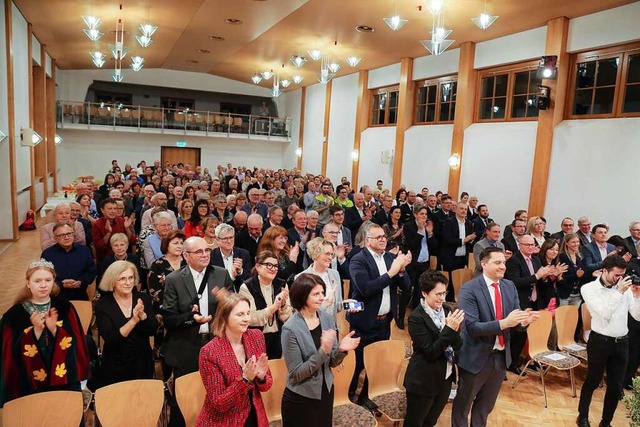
[577, 255, 640, 427]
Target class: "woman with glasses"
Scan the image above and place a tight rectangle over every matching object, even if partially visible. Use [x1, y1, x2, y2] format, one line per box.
[256, 226, 300, 283]
[95, 260, 157, 388]
[239, 251, 292, 359]
[403, 270, 463, 427]
[212, 194, 234, 224]
[298, 238, 343, 319]
[184, 199, 210, 238]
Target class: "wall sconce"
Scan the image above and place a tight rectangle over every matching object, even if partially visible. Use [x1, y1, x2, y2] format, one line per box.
[20, 127, 43, 147]
[448, 153, 460, 169]
[295, 147, 302, 157]
[350, 150, 359, 161]
[0, 130, 6, 142]
[54, 134, 63, 145]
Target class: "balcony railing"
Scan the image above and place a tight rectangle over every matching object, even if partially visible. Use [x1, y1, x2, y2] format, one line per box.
[56, 101, 292, 140]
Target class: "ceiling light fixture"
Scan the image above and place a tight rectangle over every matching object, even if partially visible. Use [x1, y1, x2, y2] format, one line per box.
[308, 49, 322, 61]
[0, 130, 6, 142]
[355, 25, 375, 33]
[420, 4, 454, 56]
[130, 56, 145, 72]
[383, 14, 408, 31]
[136, 35, 153, 48]
[318, 55, 335, 84]
[346, 56, 362, 67]
[109, 18, 129, 82]
[272, 74, 282, 97]
[139, 23, 157, 38]
[208, 35, 225, 41]
[82, 15, 101, 29]
[281, 78, 291, 88]
[261, 70, 274, 80]
[20, 127, 43, 147]
[427, 0, 445, 15]
[224, 18, 243, 25]
[290, 55, 307, 68]
[90, 51, 106, 68]
[54, 134, 63, 145]
[83, 28, 104, 42]
[251, 73, 263, 84]
[327, 61, 340, 73]
[472, 0, 498, 30]
[292, 75, 303, 84]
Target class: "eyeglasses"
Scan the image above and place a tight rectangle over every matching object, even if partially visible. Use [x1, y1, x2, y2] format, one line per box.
[186, 248, 212, 256]
[259, 262, 279, 271]
[117, 276, 135, 283]
[217, 236, 234, 242]
[322, 252, 335, 258]
[367, 235, 387, 242]
[433, 291, 448, 298]
[54, 232, 74, 239]
[520, 243, 535, 247]
[325, 231, 339, 235]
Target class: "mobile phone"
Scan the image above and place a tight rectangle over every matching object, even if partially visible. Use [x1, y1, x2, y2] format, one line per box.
[343, 301, 364, 311]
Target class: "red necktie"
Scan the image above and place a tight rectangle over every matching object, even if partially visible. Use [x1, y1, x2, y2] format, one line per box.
[491, 283, 505, 347]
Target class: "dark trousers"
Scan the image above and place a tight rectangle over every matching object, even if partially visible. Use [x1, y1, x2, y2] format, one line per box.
[401, 262, 431, 322]
[349, 319, 391, 402]
[404, 378, 452, 427]
[509, 329, 527, 368]
[624, 327, 640, 388]
[578, 331, 629, 424]
[451, 352, 506, 427]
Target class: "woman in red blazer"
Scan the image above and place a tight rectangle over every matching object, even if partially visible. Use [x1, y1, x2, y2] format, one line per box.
[198, 293, 273, 427]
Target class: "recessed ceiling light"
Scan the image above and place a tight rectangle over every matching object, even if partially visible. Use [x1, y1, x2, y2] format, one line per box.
[196, 49, 211, 54]
[225, 18, 243, 25]
[355, 25, 375, 33]
[208, 35, 225, 41]
[187, 60, 199, 64]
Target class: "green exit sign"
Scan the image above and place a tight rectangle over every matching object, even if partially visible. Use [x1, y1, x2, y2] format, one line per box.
[176, 141, 187, 147]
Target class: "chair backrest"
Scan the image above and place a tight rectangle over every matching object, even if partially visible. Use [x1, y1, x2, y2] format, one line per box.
[363, 339, 405, 398]
[214, 115, 224, 124]
[429, 255, 438, 270]
[262, 358, 287, 422]
[141, 109, 154, 119]
[581, 303, 592, 342]
[94, 379, 165, 427]
[97, 107, 108, 117]
[343, 279, 350, 300]
[70, 299, 93, 335]
[120, 109, 131, 118]
[175, 372, 205, 427]
[131, 109, 141, 119]
[89, 106, 98, 116]
[224, 116, 233, 125]
[451, 268, 473, 300]
[468, 255, 476, 272]
[173, 112, 184, 122]
[336, 310, 350, 340]
[3, 390, 83, 426]
[233, 117, 243, 126]
[72, 105, 83, 115]
[205, 114, 214, 124]
[332, 351, 356, 406]
[526, 310, 552, 357]
[194, 114, 205, 123]
[555, 305, 579, 350]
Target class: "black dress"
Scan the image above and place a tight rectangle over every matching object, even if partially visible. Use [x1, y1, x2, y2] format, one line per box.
[95, 291, 157, 388]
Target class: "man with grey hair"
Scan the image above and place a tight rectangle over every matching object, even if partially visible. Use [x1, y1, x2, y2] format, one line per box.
[440, 202, 476, 301]
[41, 203, 86, 250]
[225, 178, 239, 195]
[210, 223, 252, 291]
[141, 192, 178, 229]
[108, 188, 122, 199]
[236, 213, 263, 260]
[241, 188, 268, 220]
[167, 186, 183, 215]
[233, 210, 248, 234]
[141, 211, 175, 268]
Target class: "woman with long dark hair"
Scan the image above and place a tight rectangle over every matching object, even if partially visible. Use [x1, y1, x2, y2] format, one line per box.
[256, 226, 300, 283]
[184, 199, 210, 238]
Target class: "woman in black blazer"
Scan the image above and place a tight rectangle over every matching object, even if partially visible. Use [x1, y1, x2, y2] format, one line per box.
[403, 270, 464, 427]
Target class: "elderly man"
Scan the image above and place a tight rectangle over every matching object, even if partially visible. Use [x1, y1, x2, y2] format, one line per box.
[41, 222, 96, 300]
[69, 201, 92, 247]
[141, 192, 178, 229]
[473, 222, 506, 277]
[141, 211, 175, 269]
[263, 206, 284, 233]
[303, 181, 317, 212]
[92, 198, 136, 262]
[281, 203, 299, 230]
[41, 203, 86, 250]
[167, 186, 184, 215]
[235, 213, 263, 261]
[240, 188, 268, 220]
[210, 223, 252, 292]
[345, 192, 371, 236]
[321, 221, 351, 281]
[233, 211, 248, 234]
[440, 202, 476, 300]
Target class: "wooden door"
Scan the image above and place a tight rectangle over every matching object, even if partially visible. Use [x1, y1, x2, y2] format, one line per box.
[161, 146, 201, 168]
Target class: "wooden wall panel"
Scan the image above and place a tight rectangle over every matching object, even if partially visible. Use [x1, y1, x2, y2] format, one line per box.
[297, 87, 306, 170]
[392, 58, 414, 193]
[4, 0, 19, 239]
[320, 81, 332, 176]
[351, 70, 369, 191]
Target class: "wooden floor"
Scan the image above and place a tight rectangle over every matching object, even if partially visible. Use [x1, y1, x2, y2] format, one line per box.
[0, 223, 633, 426]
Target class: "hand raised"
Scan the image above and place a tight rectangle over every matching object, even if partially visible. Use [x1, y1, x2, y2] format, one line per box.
[243, 355, 258, 381]
[504, 309, 529, 328]
[445, 309, 465, 331]
[338, 330, 361, 352]
[30, 311, 46, 335]
[45, 308, 59, 334]
[320, 329, 337, 354]
[255, 353, 269, 380]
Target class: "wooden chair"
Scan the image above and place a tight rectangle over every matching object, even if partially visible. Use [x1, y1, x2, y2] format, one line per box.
[262, 358, 287, 425]
[555, 305, 587, 361]
[94, 379, 165, 427]
[223, 116, 233, 132]
[175, 372, 205, 427]
[232, 117, 243, 133]
[512, 310, 580, 407]
[343, 279, 350, 299]
[130, 108, 141, 126]
[72, 105, 84, 123]
[332, 352, 378, 426]
[468, 254, 476, 273]
[581, 303, 592, 343]
[336, 310, 350, 340]
[71, 299, 93, 335]
[3, 390, 84, 426]
[119, 109, 131, 126]
[205, 113, 215, 131]
[194, 114, 205, 131]
[214, 115, 224, 131]
[363, 339, 406, 422]
[88, 106, 99, 123]
[429, 255, 438, 270]
[173, 112, 185, 129]
[451, 268, 473, 301]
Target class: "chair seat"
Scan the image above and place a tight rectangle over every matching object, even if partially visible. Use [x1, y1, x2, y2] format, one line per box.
[563, 348, 588, 361]
[372, 390, 406, 420]
[333, 403, 377, 426]
[533, 351, 581, 369]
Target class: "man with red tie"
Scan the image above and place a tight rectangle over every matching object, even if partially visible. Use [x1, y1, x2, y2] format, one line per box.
[452, 247, 538, 427]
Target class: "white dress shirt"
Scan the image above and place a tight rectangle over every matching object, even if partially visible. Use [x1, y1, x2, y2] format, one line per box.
[483, 275, 505, 351]
[220, 251, 237, 280]
[189, 266, 209, 333]
[596, 242, 608, 261]
[367, 248, 390, 316]
[455, 219, 467, 256]
[581, 277, 640, 338]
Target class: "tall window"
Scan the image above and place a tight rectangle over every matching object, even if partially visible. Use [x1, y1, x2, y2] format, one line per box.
[477, 62, 541, 122]
[568, 43, 640, 118]
[370, 86, 399, 126]
[415, 76, 457, 124]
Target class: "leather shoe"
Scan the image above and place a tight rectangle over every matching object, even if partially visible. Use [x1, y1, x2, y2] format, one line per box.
[598, 422, 611, 427]
[507, 365, 523, 375]
[396, 318, 405, 330]
[576, 416, 590, 427]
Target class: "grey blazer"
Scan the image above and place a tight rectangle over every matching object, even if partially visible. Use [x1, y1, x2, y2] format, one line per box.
[281, 310, 347, 400]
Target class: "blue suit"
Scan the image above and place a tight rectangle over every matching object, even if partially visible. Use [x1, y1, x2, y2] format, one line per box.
[581, 241, 616, 277]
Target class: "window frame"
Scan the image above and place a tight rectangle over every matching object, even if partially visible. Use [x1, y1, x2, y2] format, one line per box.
[475, 60, 540, 123]
[566, 41, 640, 119]
[414, 75, 458, 125]
[369, 85, 400, 127]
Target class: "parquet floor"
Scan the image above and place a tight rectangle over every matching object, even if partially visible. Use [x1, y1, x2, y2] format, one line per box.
[0, 222, 634, 426]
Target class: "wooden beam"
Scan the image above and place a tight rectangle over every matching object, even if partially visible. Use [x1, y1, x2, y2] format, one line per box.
[448, 42, 477, 199]
[34, 42, 48, 203]
[296, 86, 306, 170]
[392, 58, 414, 193]
[351, 70, 369, 191]
[48, 59, 57, 192]
[27, 23, 36, 211]
[528, 17, 570, 217]
[320, 80, 332, 176]
[4, 0, 19, 239]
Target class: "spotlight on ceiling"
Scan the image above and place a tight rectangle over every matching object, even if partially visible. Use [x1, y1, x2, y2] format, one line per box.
[290, 55, 308, 68]
[251, 73, 263, 84]
[292, 75, 303, 84]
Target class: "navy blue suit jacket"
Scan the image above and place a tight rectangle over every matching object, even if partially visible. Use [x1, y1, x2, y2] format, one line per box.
[581, 241, 616, 277]
[209, 247, 252, 292]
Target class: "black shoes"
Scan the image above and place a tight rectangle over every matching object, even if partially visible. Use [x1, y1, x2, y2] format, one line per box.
[396, 318, 405, 330]
[598, 422, 611, 427]
[507, 365, 523, 375]
[576, 416, 590, 427]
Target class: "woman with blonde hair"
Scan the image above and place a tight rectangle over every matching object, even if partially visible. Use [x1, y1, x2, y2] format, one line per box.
[198, 293, 273, 426]
[526, 216, 546, 249]
[298, 237, 343, 319]
[202, 216, 221, 249]
[558, 232, 586, 307]
[177, 199, 193, 230]
[95, 260, 156, 388]
[0, 260, 90, 406]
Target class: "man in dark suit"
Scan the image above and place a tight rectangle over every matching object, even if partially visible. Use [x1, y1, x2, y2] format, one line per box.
[581, 223, 624, 277]
[240, 188, 269, 220]
[162, 236, 234, 426]
[372, 194, 392, 226]
[433, 195, 453, 238]
[467, 196, 479, 221]
[504, 235, 554, 374]
[348, 224, 411, 409]
[472, 222, 506, 277]
[287, 209, 311, 270]
[345, 192, 372, 236]
[576, 216, 593, 246]
[452, 247, 538, 427]
[550, 217, 575, 242]
[440, 202, 476, 300]
[625, 220, 640, 262]
[426, 194, 440, 222]
[235, 213, 263, 261]
[246, 171, 268, 191]
[472, 204, 493, 240]
[400, 190, 417, 223]
[209, 223, 252, 292]
[501, 218, 526, 254]
[503, 209, 528, 238]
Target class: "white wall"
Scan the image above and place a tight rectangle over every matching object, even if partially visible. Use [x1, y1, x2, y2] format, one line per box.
[31, 34, 41, 65]
[459, 122, 538, 228]
[12, 3, 31, 192]
[474, 26, 547, 69]
[358, 127, 396, 189]
[45, 53, 51, 77]
[413, 48, 460, 81]
[281, 89, 302, 169]
[401, 125, 453, 194]
[545, 118, 640, 236]
[300, 83, 326, 174]
[56, 68, 273, 102]
[0, 2, 14, 239]
[326, 73, 358, 184]
[568, 2, 640, 53]
[368, 62, 401, 89]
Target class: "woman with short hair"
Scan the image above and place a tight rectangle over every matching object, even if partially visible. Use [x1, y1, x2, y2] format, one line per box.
[299, 237, 343, 319]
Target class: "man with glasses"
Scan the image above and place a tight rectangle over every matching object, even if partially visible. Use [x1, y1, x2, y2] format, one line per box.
[240, 188, 269, 220]
[162, 236, 234, 427]
[41, 203, 86, 250]
[41, 222, 96, 301]
[236, 213, 263, 261]
[551, 217, 575, 242]
[501, 218, 526, 255]
[348, 224, 412, 410]
[321, 222, 350, 281]
[210, 223, 252, 292]
[576, 216, 593, 247]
